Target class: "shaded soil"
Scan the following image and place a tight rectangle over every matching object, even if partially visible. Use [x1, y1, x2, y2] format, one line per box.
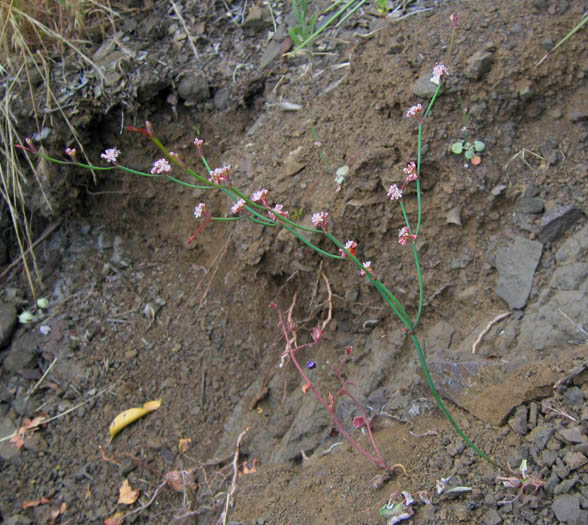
[1, 1, 588, 524]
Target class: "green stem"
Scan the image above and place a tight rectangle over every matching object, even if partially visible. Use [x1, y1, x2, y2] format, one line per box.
[410, 334, 505, 471]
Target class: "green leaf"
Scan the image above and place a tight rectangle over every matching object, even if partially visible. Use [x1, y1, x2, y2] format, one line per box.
[464, 149, 475, 160]
[451, 142, 463, 154]
[474, 140, 485, 152]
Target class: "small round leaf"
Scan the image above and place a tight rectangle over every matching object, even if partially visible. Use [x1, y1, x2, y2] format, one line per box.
[464, 149, 475, 160]
[474, 141, 485, 152]
[451, 142, 463, 154]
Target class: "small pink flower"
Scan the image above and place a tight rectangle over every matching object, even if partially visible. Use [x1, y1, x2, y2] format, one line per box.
[403, 161, 418, 181]
[151, 158, 172, 174]
[431, 64, 449, 85]
[65, 147, 77, 161]
[252, 189, 269, 204]
[352, 416, 368, 429]
[313, 141, 322, 148]
[387, 184, 403, 201]
[406, 104, 423, 118]
[450, 13, 458, 30]
[398, 226, 417, 246]
[193, 203, 208, 219]
[193, 137, 204, 153]
[268, 204, 289, 221]
[311, 211, 329, 231]
[360, 261, 375, 278]
[312, 325, 323, 343]
[339, 240, 358, 258]
[231, 199, 246, 214]
[208, 165, 231, 185]
[101, 147, 120, 164]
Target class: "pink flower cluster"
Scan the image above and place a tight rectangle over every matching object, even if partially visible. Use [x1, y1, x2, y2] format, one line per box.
[151, 158, 172, 174]
[311, 212, 329, 231]
[268, 204, 289, 221]
[231, 199, 246, 215]
[431, 64, 449, 85]
[406, 104, 422, 119]
[398, 226, 417, 246]
[338, 240, 357, 258]
[387, 161, 419, 202]
[193, 203, 208, 219]
[101, 147, 120, 164]
[251, 189, 269, 205]
[208, 165, 231, 185]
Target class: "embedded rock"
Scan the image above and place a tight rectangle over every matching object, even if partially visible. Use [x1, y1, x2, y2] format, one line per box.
[495, 236, 543, 309]
[0, 303, 18, 348]
[537, 204, 585, 243]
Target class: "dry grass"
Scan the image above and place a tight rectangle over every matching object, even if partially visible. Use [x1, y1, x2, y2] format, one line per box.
[0, 1, 126, 295]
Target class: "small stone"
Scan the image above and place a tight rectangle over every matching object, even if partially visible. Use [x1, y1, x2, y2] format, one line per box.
[538, 449, 558, 467]
[177, 71, 210, 105]
[563, 450, 588, 471]
[538, 205, 585, 243]
[563, 386, 585, 408]
[557, 425, 587, 444]
[464, 43, 496, 81]
[529, 424, 555, 450]
[518, 197, 544, 214]
[552, 494, 580, 522]
[554, 474, 578, 495]
[528, 402, 538, 429]
[484, 508, 502, 525]
[509, 406, 528, 435]
[124, 349, 138, 360]
[413, 73, 438, 98]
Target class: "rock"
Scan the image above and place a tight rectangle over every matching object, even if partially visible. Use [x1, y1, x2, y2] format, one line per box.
[555, 223, 588, 263]
[529, 425, 554, 449]
[464, 43, 496, 80]
[552, 494, 580, 522]
[557, 425, 587, 444]
[213, 87, 231, 111]
[412, 72, 438, 98]
[563, 450, 588, 471]
[3, 515, 33, 525]
[0, 302, 18, 348]
[0, 417, 19, 460]
[563, 386, 585, 408]
[484, 508, 502, 525]
[508, 405, 528, 435]
[2, 331, 38, 374]
[495, 236, 543, 309]
[242, 4, 273, 34]
[554, 474, 578, 495]
[518, 197, 544, 214]
[177, 71, 210, 105]
[537, 205, 585, 243]
[281, 146, 306, 178]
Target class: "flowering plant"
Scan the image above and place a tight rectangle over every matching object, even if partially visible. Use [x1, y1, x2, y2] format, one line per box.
[17, 14, 507, 475]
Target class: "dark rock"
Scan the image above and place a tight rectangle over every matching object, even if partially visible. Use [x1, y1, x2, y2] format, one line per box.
[538, 205, 585, 243]
[509, 405, 528, 435]
[538, 449, 558, 467]
[242, 4, 273, 34]
[554, 474, 578, 495]
[518, 197, 544, 214]
[555, 223, 588, 263]
[563, 387, 585, 408]
[495, 236, 543, 309]
[529, 424, 555, 449]
[0, 303, 18, 349]
[552, 494, 581, 522]
[2, 331, 38, 374]
[464, 43, 496, 81]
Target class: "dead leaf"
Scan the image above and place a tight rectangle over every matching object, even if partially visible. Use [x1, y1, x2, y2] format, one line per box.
[49, 502, 67, 524]
[109, 399, 162, 438]
[178, 438, 192, 454]
[164, 470, 197, 492]
[10, 416, 47, 450]
[238, 458, 258, 475]
[118, 479, 139, 505]
[23, 496, 52, 509]
[104, 511, 125, 525]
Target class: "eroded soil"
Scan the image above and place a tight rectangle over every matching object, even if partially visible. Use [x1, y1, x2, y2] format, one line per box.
[1, 0, 588, 524]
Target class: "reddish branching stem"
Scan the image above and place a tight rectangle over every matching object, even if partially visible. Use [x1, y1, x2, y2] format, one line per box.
[272, 290, 405, 475]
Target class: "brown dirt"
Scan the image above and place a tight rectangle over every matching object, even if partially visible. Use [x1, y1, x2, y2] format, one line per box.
[1, 0, 588, 524]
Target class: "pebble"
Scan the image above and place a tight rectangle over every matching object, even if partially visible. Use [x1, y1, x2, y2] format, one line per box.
[554, 474, 578, 495]
[563, 450, 588, 471]
[562, 386, 585, 408]
[529, 424, 555, 449]
[558, 425, 587, 444]
[484, 508, 502, 524]
[552, 494, 581, 522]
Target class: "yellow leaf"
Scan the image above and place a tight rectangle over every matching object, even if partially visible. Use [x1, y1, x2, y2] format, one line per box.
[178, 438, 192, 454]
[118, 479, 139, 505]
[104, 511, 125, 525]
[108, 399, 162, 438]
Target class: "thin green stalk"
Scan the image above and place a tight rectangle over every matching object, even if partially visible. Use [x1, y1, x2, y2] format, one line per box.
[410, 334, 505, 471]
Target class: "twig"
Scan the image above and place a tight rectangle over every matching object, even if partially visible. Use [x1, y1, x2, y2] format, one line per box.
[25, 357, 57, 399]
[222, 426, 250, 525]
[472, 312, 512, 353]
